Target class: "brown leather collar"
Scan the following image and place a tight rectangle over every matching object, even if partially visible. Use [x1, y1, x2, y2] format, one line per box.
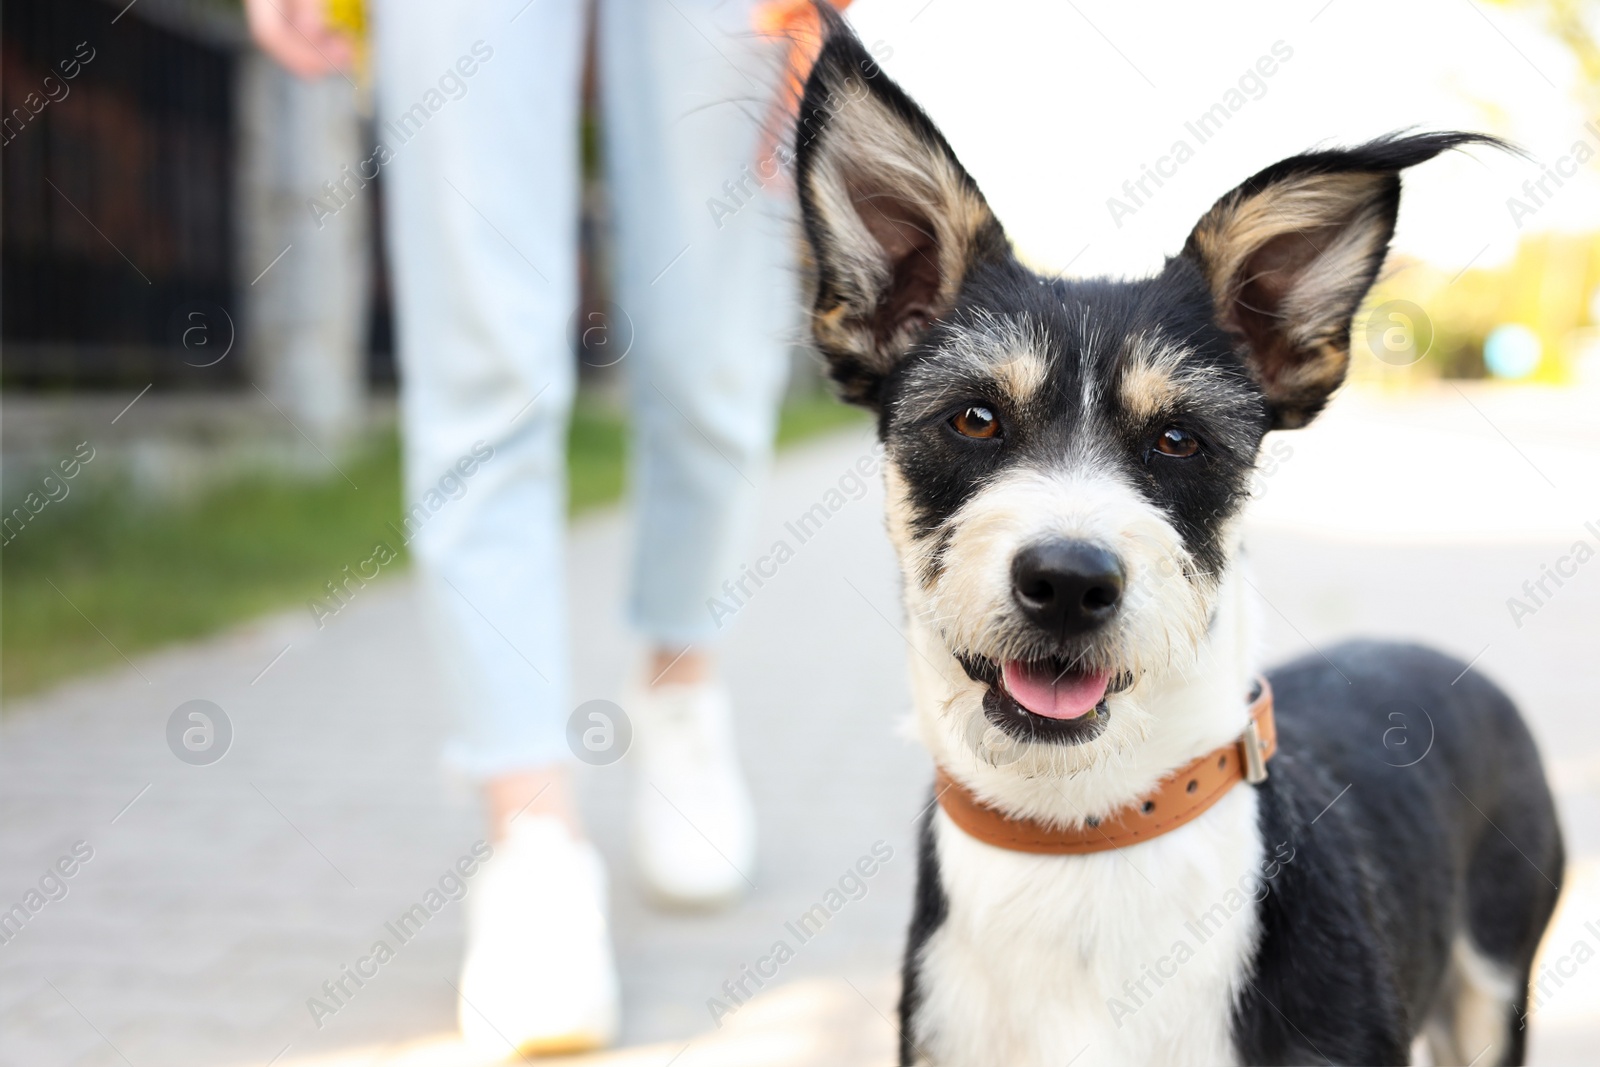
[934, 677, 1276, 855]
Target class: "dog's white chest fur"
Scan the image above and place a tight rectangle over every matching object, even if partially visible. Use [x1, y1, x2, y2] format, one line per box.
[913, 785, 1265, 1067]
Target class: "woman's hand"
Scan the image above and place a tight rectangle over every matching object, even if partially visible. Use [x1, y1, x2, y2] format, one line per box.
[243, 0, 354, 79]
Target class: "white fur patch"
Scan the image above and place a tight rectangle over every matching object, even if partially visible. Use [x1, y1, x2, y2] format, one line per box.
[912, 784, 1266, 1067]
[919, 463, 1209, 670]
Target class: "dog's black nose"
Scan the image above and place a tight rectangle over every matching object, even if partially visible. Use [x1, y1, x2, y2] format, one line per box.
[1011, 541, 1124, 635]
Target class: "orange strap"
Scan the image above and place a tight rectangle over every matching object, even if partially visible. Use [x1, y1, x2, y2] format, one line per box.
[935, 678, 1277, 855]
[751, 0, 853, 175]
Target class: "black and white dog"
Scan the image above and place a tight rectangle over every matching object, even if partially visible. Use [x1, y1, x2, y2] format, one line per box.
[792, 16, 1564, 1066]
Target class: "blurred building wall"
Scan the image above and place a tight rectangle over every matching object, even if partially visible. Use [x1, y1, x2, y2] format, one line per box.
[1, 0, 239, 388]
[2, 0, 378, 491]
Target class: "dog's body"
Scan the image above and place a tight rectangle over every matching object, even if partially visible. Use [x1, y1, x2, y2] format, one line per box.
[791, 15, 1563, 1065]
[906, 638, 1560, 1066]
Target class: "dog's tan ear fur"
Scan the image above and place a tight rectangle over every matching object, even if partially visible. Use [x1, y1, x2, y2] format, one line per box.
[795, 13, 1008, 407]
[1181, 133, 1506, 429]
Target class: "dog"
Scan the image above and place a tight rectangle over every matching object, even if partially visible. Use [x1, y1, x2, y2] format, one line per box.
[790, 15, 1564, 1066]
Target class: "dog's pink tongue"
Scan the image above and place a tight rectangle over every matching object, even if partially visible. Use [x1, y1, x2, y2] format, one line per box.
[1001, 661, 1111, 719]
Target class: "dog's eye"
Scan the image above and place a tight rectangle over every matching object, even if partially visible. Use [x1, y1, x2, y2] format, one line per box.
[950, 405, 1001, 440]
[1154, 427, 1200, 458]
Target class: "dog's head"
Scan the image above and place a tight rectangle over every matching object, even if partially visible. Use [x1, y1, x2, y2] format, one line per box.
[794, 17, 1499, 773]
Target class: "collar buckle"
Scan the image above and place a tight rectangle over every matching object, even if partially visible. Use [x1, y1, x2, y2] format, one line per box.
[1241, 718, 1269, 784]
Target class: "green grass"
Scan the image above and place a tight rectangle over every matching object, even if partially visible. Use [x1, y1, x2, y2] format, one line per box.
[566, 397, 631, 515]
[1, 391, 864, 701]
[775, 389, 871, 446]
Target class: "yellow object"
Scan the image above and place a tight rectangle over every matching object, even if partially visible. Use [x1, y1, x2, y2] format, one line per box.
[325, 0, 364, 35]
[325, 0, 369, 93]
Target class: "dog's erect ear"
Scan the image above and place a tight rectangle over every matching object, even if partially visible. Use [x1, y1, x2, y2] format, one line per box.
[794, 12, 1008, 407]
[1181, 132, 1505, 429]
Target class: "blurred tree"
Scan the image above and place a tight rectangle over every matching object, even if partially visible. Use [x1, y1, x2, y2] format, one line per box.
[1363, 236, 1600, 379]
[1488, 0, 1600, 103]
[1367, 1, 1600, 384]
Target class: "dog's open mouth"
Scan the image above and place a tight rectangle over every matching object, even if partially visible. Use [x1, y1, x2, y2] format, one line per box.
[1000, 659, 1111, 720]
[958, 654, 1130, 746]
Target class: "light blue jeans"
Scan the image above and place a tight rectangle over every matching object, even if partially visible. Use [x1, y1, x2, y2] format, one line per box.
[373, 0, 793, 778]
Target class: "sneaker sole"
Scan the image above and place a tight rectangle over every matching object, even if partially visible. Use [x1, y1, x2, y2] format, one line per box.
[511, 1028, 613, 1058]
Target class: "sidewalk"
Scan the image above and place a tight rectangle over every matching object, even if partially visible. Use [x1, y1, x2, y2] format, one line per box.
[2, 385, 1598, 1067]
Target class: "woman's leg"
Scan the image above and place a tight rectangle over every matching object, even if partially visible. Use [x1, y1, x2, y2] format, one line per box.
[599, 0, 795, 904]
[600, 0, 794, 651]
[375, 0, 583, 823]
[374, 0, 617, 1054]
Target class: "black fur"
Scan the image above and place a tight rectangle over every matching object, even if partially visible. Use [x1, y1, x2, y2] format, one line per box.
[1235, 642, 1563, 1065]
[900, 798, 948, 1066]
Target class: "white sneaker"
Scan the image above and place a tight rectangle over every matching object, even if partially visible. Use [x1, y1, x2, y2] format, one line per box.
[629, 680, 756, 907]
[457, 817, 620, 1057]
